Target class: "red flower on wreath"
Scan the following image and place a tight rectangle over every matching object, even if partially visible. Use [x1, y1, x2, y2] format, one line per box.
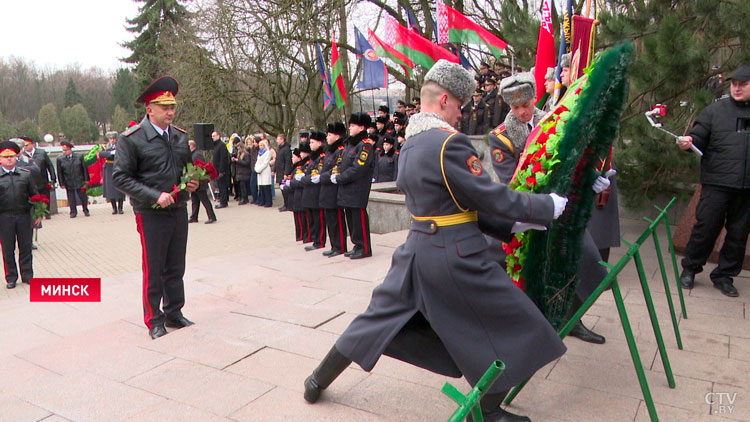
[45, 183, 53, 191]
[526, 175, 537, 187]
[532, 161, 542, 173]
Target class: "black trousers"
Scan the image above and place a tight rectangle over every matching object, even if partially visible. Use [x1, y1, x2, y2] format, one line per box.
[190, 189, 216, 221]
[0, 213, 33, 284]
[281, 186, 290, 208]
[344, 207, 372, 256]
[301, 210, 311, 243]
[294, 211, 303, 241]
[324, 208, 348, 253]
[258, 185, 273, 207]
[682, 185, 750, 283]
[237, 181, 249, 203]
[217, 175, 230, 206]
[66, 188, 89, 215]
[135, 207, 188, 329]
[307, 208, 326, 247]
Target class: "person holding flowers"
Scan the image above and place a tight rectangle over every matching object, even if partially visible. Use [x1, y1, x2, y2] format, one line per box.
[112, 76, 200, 340]
[0, 140, 44, 289]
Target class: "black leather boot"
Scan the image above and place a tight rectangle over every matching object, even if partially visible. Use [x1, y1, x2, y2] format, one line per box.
[679, 268, 695, 289]
[566, 296, 605, 344]
[304, 346, 351, 404]
[111, 201, 118, 214]
[117, 199, 124, 214]
[467, 392, 531, 422]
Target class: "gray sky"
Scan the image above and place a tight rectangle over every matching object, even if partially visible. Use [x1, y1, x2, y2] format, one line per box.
[0, 0, 140, 71]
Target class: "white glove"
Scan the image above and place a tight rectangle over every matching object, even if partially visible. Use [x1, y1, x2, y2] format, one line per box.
[592, 176, 611, 194]
[311, 174, 320, 184]
[294, 173, 304, 181]
[330, 174, 338, 184]
[549, 193, 568, 220]
[511, 222, 548, 233]
[603, 169, 617, 179]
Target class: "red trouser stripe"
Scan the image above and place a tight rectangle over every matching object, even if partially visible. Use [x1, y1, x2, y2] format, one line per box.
[360, 208, 369, 255]
[0, 228, 8, 278]
[319, 209, 326, 245]
[337, 209, 346, 252]
[305, 212, 311, 243]
[135, 214, 153, 329]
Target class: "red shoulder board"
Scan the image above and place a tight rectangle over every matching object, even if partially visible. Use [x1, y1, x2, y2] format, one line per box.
[491, 124, 506, 137]
[338, 145, 345, 150]
[172, 125, 187, 134]
[320, 153, 326, 157]
[395, 150, 400, 154]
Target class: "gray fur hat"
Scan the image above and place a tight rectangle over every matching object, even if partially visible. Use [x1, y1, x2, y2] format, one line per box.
[500, 72, 536, 105]
[545, 67, 555, 80]
[560, 53, 571, 68]
[106, 131, 118, 139]
[424, 59, 475, 104]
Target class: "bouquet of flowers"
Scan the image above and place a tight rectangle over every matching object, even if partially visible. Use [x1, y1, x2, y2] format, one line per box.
[29, 194, 50, 220]
[153, 160, 218, 208]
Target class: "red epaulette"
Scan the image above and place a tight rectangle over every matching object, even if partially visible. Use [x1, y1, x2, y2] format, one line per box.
[338, 145, 345, 150]
[491, 124, 506, 137]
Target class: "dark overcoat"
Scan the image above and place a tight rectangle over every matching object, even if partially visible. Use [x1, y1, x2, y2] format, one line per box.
[335, 114, 566, 393]
[99, 143, 126, 200]
[318, 139, 345, 209]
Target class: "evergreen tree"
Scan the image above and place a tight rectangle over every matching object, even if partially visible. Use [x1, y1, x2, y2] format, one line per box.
[64, 78, 83, 108]
[17, 118, 41, 141]
[61, 104, 94, 144]
[38, 103, 62, 136]
[112, 105, 133, 133]
[598, 0, 750, 206]
[0, 112, 17, 141]
[121, 0, 192, 89]
[112, 68, 139, 118]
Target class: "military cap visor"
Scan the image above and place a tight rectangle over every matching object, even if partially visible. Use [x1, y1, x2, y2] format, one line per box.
[728, 65, 750, 82]
[137, 76, 179, 105]
[0, 140, 21, 156]
[20, 136, 34, 144]
[61, 141, 74, 149]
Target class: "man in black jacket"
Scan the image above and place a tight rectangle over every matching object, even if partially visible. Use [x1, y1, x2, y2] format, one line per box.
[21, 137, 56, 219]
[56, 141, 90, 218]
[317, 122, 348, 257]
[677, 64, 750, 297]
[212, 131, 231, 208]
[112, 76, 199, 339]
[331, 112, 375, 260]
[275, 134, 293, 211]
[188, 140, 217, 224]
[0, 141, 42, 289]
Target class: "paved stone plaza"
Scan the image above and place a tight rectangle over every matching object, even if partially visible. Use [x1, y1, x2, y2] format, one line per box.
[1, 197, 748, 422]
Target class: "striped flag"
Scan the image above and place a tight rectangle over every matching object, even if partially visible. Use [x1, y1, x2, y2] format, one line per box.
[368, 28, 414, 78]
[331, 38, 348, 109]
[385, 14, 458, 70]
[553, 0, 573, 104]
[436, 1, 507, 58]
[315, 43, 335, 110]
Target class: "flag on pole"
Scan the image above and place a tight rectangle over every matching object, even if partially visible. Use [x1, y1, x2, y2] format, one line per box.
[553, 0, 574, 104]
[331, 38, 348, 109]
[315, 42, 335, 110]
[533, 0, 555, 102]
[405, 7, 420, 32]
[436, 1, 507, 58]
[571, 15, 596, 80]
[385, 15, 458, 70]
[368, 28, 414, 78]
[354, 27, 387, 89]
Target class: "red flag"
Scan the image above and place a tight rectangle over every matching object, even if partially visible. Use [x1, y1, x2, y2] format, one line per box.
[572, 15, 596, 80]
[533, 0, 556, 102]
[386, 15, 458, 70]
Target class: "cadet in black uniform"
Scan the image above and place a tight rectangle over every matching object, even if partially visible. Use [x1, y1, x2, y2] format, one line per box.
[0, 141, 42, 289]
[373, 135, 397, 182]
[304, 60, 568, 422]
[332, 113, 375, 260]
[289, 142, 311, 243]
[282, 148, 304, 241]
[112, 76, 200, 339]
[317, 122, 348, 257]
[300, 131, 327, 251]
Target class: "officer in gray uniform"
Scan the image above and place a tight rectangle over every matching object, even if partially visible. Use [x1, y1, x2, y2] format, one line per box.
[99, 131, 126, 214]
[303, 60, 569, 422]
[488, 72, 608, 345]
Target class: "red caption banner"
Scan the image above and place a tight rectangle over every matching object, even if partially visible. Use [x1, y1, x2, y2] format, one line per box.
[29, 278, 101, 302]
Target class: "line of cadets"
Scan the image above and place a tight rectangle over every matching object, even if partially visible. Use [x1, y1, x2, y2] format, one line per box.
[280, 108, 411, 260]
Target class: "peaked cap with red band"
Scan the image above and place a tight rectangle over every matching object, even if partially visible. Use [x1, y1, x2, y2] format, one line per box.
[136, 76, 179, 105]
[0, 140, 21, 157]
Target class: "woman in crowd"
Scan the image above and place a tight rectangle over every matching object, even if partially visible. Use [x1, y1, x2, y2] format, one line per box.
[233, 142, 252, 204]
[254, 139, 273, 207]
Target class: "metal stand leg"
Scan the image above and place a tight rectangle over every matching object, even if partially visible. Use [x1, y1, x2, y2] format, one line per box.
[443, 360, 505, 422]
[632, 248, 676, 388]
[646, 217, 683, 349]
[657, 206, 688, 319]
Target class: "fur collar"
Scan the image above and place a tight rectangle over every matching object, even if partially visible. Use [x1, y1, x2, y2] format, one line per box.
[502, 108, 546, 152]
[405, 112, 455, 140]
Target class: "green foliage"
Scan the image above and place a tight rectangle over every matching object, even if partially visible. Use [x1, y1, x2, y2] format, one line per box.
[61, 104, 94, 144]
[598, 0, 750, 206]
[64, 79, 83, 108]
[17, 118, 41, 141]
[38, 103, 61, 136]
[122, 0, 191, 88]
[112, 105, 133, 133]
[0, 111, 17, 141]
[112, 68, 139, 117]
